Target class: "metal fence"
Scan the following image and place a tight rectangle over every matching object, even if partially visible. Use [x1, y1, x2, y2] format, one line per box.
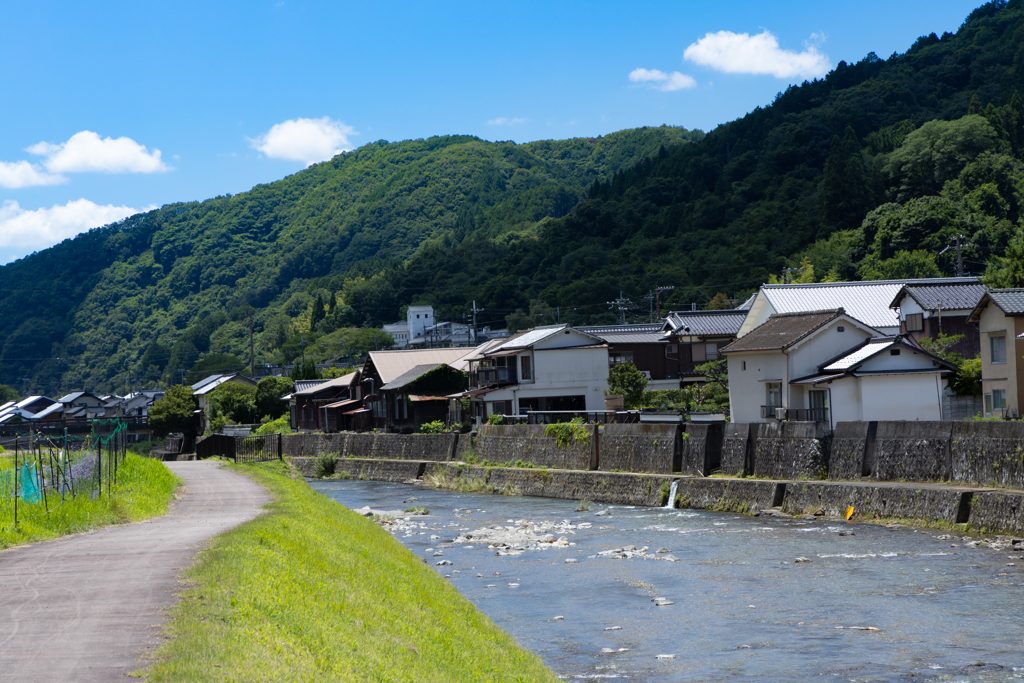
[195, 433, 282, 463]
[0, 419, 128, 528]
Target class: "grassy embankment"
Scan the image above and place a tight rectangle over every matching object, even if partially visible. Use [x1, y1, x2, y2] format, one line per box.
[144, 461, 558, 682]
[0, 453, 181, 549]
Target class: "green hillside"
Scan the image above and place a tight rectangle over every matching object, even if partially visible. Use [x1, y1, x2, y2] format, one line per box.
[0, 128, 698, 393]
[5, 0, 1024, 395]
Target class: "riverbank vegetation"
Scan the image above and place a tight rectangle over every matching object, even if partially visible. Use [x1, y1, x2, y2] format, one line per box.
[143, 461, 557, 682]
[0, 454, 180, 549]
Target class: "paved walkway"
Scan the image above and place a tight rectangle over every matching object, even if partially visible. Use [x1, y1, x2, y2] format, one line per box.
[0, 460, 270, 681]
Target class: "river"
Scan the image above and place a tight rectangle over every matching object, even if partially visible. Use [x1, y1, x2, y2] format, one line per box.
[310, 479, 1024, 682]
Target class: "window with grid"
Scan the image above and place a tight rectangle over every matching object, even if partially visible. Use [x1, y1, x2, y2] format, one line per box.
[905, 313, 923, 332]
[991, 334, 1007, 364]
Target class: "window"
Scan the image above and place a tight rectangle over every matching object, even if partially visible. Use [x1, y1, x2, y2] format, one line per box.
[985, 393, 993, 416]
[766, 382, 782, 408]
[991, 334, 1007, 364]
[993, 389, 1007, 411]
[705, 343, 719, 361]
[691, 343, 706, 362]
[609, 351, 634, 367]
[521, 355, 532, 381]
[906, 313, 924, 332]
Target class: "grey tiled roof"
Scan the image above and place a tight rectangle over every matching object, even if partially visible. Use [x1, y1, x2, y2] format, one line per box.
[891, 280, 985, 311]
[721, 309, 843, 353]
[664, 310, 747, 337]
[380, 363, 445, 391]
[576, 323, 665, 335]
[987, 289, 1024, 315]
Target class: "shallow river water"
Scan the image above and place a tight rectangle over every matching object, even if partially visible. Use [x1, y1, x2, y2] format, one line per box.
[310, 480, 1024, 682]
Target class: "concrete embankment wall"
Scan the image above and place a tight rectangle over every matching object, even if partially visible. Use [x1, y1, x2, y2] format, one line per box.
[753, 422, 830, 480]
[825, 420, 1024, 488]
[474, 424, 593, 470]
[291, 456, 426, 481]
[281, 432, 456, 461]
[598, 424, 680, 474]
[783, 482, 970, 526]
[293, 457, 1024, 535]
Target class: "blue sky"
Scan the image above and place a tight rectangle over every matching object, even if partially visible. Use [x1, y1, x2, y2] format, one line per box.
[0, 0, 986, 264]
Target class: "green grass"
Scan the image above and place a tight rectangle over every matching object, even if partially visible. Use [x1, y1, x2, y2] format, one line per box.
[144, 461, 557, 682]
[0, 454, 181, 549]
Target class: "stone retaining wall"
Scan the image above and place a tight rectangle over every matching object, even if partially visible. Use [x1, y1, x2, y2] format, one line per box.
[598, 424, 678, 473]
[966, 490, 1024, 535]
[474, 424, 593, 470]
[828, 422, 873, 480]
[673, 479, 780, 515]
[291, 456, 426, 481]
[873, 421, 952, 481]
[680, 423, 724, 476]
[753, 422, 830, 480]
[783, 482, 968, 525]
[281, 432, 456, 462]
[720, 423, 755, 476]
[295, 457, 1024, 535]
[951, 422, 1024, 488]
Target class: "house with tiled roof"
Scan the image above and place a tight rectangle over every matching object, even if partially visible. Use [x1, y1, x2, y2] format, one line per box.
[889, 278, 985, 358]
[721, 309, 953, 425]
[967, 289, 1024, 417]
[360, 347, 473, 431]
[458, 325, 608, 420]
[738, 278, 981, 339]
[659, 309, 749, 384]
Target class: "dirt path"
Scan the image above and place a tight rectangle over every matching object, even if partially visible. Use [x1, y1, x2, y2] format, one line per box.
[0, 460, 270, 681]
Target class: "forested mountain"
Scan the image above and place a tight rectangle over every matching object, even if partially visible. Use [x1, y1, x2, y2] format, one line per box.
[5, 0, 1024, 395]
[0, 128, 699, 393]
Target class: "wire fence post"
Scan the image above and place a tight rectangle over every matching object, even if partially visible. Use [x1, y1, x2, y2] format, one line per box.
[36, 432, 49, 513]
[13, 435, 18, 528]
[96, 426, 102, 498]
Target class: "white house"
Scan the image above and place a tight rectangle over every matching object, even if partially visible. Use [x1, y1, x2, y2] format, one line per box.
[383, 305, 435, 349]
[459, 325, 609, 418]
[735, 278, 979, 339]
[721, 308, 954, 427]
[191, 373, 258, 432]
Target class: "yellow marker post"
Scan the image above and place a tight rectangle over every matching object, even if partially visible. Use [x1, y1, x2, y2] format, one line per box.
[846, 506, 855, 520]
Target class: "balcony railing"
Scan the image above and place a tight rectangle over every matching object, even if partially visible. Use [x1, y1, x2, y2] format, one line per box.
[476, 366, 518, 387]
[785, 407, 830, 423]
[761, 406, 829, 422]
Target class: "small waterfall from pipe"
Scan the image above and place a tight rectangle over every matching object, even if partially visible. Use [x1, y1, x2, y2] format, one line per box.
[664, 480, 679, 509]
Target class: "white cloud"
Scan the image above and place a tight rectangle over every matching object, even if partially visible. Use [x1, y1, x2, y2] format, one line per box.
[683, 30, 831, 79]
[628, 68, 697, 91]
[0, 160, 66, 189]
[249, 117, 356, 166]
[27, 131, 170, 174]
[487, 117, 527, 126]
[0, 199, 150, 251]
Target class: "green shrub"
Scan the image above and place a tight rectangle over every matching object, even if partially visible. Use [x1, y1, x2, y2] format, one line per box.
[544, 418, 590, 448]
[420, 420, 446, 434]
[313, 452, 337, 478]
[486, 414, 505, 426]
[253, 415, 292, 436]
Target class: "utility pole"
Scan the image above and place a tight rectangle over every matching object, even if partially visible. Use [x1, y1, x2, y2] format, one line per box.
[608, 292, 631, 325]
[939, 234, 968, 277]
[655, 286, 675, 320]
[644, 290, 654, 323]
[470, 300, 484, 344]
[249, 308, 255, 378]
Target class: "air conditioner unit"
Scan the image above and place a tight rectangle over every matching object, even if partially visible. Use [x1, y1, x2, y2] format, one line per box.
[665, 344, 677, 353]
[640, 370, 652, 379]
[775, 407, 787, 420]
